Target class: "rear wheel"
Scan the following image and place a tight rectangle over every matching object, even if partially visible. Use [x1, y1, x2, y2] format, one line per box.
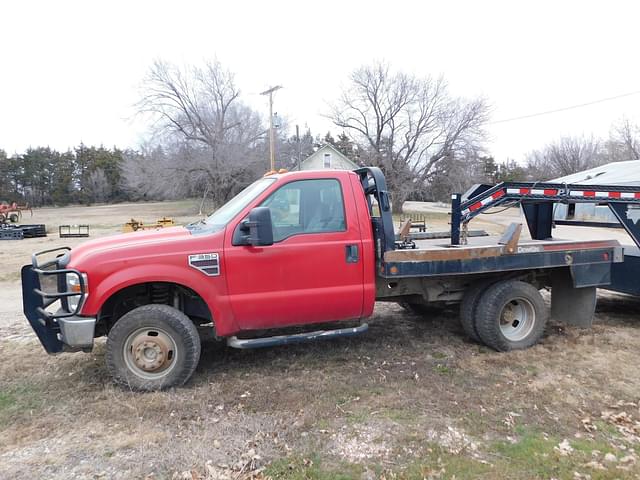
[8, 213, 18, 223]
[474, 280, 547, 351]
[459, 281, 495, 343]
[106, 304, 201, 391]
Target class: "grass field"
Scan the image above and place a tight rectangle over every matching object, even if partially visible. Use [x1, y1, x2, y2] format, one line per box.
[1, 200, 639, 479]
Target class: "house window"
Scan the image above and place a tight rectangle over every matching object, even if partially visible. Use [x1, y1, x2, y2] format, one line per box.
[323, 153, 331, 168]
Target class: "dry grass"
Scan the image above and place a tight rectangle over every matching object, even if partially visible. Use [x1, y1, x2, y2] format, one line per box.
[3, 299, 640, 478]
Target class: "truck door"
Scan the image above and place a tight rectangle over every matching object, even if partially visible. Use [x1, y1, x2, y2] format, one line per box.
[224, 177, 364, 330]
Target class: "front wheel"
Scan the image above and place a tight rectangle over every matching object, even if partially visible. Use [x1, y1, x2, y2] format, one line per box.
[106, 304, 201, 391]
[474, 280, 547, 351]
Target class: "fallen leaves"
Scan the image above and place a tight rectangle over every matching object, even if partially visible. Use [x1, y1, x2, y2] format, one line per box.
[554, 439, 574, 456]
[600, 408, 640, 444]
[503, 411, 521, 429]
[581, 417, 597, 433]
[172, 450, 266, 480]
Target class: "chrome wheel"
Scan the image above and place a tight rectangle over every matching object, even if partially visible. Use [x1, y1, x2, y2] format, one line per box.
[123, 327, 178, 380]
[499, 297, 536, 341]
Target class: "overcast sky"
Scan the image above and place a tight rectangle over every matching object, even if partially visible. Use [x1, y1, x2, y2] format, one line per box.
[1, 0, 639, 163]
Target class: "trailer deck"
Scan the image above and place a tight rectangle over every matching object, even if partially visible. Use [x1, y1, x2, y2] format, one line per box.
[382, 235, 621, 280]
[394, 234, 620, 256]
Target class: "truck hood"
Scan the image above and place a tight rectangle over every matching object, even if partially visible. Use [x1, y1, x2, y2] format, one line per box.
[67, 226, 193, 267]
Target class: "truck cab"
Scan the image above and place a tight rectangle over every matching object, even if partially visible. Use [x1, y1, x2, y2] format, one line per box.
[23, 169, 378, 390]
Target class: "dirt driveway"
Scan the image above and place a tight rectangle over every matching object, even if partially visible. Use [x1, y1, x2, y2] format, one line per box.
[2, 201, 640, 479]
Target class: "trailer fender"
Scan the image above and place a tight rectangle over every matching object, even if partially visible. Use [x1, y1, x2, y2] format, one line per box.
[569, 263, 611, 288]
[550, 268, 597, 328]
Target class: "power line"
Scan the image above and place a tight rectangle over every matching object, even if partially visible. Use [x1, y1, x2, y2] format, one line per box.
[489, 89, 640, 125]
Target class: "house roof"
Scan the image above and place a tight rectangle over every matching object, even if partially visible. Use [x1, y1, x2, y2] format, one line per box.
[300, 144, 359, 169]
[552, 160, 640, 186]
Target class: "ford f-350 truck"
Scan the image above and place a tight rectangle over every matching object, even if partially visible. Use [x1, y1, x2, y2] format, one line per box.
[22, 167, 633, 390]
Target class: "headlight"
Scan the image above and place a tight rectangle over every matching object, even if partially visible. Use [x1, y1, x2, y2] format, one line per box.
[65, 272, 88, 312]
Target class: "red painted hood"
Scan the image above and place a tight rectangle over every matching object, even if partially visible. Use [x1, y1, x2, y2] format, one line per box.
[67, 226, 194, 268]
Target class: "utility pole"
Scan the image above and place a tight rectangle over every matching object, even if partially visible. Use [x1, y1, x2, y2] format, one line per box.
[296, 124, 301, 171]
[260, 85, 282, 171]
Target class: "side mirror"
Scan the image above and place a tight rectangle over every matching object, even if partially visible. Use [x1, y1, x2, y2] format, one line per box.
[241, 207, 273, 246]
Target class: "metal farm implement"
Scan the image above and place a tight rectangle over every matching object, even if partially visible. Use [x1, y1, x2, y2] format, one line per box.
[0, 202, 32, 224]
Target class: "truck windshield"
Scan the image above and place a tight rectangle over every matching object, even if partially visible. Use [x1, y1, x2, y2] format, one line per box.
[203, 177, 275, 228]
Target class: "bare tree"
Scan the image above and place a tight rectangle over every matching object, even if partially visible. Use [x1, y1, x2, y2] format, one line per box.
[87, 168, 111, 203]
[329, 62, 489, 212]
[526, 136, 601, 179]
[427, 154, 483, 202]
[135, 59, 266, 205]
[610, 117, 640, 160]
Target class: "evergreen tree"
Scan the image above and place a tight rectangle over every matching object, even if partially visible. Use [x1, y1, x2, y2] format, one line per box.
[496, 160, 527, 182]
[479, 156, 498, 182]
[334, 132, 358, 162]
[0, 150, 10, 200]
[323, 131, 335, 146]
[21, 147, 60, 205]
[51, 150, 75, 204]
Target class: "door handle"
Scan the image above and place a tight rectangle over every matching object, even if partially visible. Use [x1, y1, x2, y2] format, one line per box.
[345, 244, 359, 263]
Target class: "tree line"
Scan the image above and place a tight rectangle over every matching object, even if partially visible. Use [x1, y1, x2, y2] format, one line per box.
[0, 130, 346, 207]
[0, 145, 126, 206]
[1, 59, 639, 209]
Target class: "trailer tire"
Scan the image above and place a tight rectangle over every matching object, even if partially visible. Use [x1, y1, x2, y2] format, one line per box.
[475, 280, 547, 351]
[9, 213, 18, 223]
[106, 304, 201, 391]
[459, 281, 494, 343]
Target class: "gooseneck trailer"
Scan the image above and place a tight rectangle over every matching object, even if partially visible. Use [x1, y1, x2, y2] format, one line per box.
[21, 167, 638, 390]
[449, 178, 640, 297]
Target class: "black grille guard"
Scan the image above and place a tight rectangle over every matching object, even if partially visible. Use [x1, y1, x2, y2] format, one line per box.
[21, 247, 87, 353]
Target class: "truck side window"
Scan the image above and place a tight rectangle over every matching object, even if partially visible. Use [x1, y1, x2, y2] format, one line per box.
[260, 179, 346, 242]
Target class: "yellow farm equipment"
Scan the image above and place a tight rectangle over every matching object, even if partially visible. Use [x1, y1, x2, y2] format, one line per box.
[123, 217, 176, 233]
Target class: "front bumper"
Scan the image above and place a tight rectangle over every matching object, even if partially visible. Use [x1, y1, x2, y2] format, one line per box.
[21, 247, 95, 353]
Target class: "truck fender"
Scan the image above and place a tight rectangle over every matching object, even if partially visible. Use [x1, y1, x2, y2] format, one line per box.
[83, 264, 237, 335]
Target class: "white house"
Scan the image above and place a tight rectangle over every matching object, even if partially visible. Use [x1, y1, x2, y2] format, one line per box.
[298, 144, 359, 171]
[553, 160, 640, 222]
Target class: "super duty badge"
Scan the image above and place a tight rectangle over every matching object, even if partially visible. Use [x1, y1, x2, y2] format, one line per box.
[188, 253, 220, 276]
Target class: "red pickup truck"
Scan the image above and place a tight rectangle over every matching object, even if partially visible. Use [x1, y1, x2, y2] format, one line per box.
[22, 167, 624, 390]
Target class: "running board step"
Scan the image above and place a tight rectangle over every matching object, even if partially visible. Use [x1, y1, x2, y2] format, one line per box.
[227, 323, 369, 349]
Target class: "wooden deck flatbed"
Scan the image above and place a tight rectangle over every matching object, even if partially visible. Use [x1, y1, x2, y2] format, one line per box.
[382, 235, 622, 280]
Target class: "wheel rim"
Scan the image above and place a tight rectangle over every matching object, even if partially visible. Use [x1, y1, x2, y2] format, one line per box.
[123, 327, 178, 380]
[499, 297, 536, 341]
